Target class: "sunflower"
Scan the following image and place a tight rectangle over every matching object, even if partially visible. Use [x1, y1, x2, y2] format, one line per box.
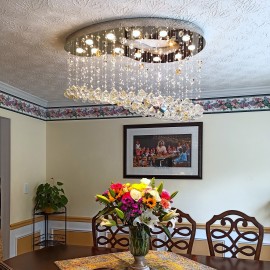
[143, 196, 156, 209]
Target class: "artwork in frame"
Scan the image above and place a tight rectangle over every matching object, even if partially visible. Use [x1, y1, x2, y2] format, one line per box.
[123, 123, 203, 179]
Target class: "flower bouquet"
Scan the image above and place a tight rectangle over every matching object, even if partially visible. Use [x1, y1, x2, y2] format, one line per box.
[95, 178, 178, 270]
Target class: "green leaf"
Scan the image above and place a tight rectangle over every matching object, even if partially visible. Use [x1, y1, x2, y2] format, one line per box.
[117, 202, 123, 208]
[143, 224, 151, 236]
[109, 188, 115, 197]
[150, 178, 155, 188]
[96, 207, 113, 219]
[96, 195, 110, 204]
[56, 182, 63, 186]
[170, 191, 178, 199]
[162, 224, 171, 239]
[114, 208, 124, 219]
[157, 182, 163, 194]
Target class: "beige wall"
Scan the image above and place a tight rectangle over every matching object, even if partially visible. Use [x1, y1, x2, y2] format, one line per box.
[0, 109, 46, 223]
[46, 111, 270, 226]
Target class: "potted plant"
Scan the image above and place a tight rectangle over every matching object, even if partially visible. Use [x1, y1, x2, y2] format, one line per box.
[35, 180, 68, 213]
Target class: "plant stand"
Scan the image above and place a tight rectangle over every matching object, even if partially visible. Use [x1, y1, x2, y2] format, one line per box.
[32, 206, 67, 250]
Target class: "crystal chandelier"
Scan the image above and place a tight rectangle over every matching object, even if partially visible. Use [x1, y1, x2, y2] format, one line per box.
[64, 18, 205, 121]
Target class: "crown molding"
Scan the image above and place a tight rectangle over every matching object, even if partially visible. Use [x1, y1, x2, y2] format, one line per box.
[0, 81, 48, 107]
[47, 100, 95, 108]
[201, 86, 270, 99]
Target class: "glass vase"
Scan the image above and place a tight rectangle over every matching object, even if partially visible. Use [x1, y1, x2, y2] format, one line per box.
[128, 225, 150, 270]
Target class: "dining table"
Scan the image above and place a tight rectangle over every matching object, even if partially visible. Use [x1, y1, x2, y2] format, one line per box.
[2, 245, 270, 270]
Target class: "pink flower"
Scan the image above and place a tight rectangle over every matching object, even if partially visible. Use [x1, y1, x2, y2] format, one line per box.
[121, 192, 132, 201]
[161, 190, 171, 200]
[110, 183, 123, 191]
[160, 198, 171, 209]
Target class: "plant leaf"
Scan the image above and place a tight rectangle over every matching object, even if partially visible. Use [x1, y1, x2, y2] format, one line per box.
[96, 195, 110, 204]
[95, 207, 113, 219]
[143, 224, 151, 236]
[114, 208, 124, 219]
[150, 177, 155, 188]
[109, 188, 115, 197]
[162, 225, 171, 239]
[170, 191, 178, 199]
[157, 182, 163, 194]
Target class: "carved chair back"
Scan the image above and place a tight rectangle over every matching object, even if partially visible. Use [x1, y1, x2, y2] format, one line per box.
[150, 208, 196, 254]
[92, 214, 129, 249]
[206, 210, 264, 260]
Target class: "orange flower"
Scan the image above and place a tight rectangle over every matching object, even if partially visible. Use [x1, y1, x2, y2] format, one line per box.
[143, 196, 156, 209]
[108, 192, 116, 202]
[160, 198, 171, 209]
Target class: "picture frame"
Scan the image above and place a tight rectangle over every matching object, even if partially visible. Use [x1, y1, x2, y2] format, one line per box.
[123, 123, 203, 179]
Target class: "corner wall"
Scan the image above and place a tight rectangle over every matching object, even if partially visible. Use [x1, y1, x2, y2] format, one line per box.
[46, 111, 270, 226]
[0, 109, 46, 224]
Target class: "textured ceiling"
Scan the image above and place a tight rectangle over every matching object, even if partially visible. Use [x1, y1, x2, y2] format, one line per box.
[0, 0, 270, 106]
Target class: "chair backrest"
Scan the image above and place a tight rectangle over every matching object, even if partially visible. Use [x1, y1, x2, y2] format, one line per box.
[150, 208, 196, 254]
[206, 210, 264, 260]
[92, 213, 129, 249]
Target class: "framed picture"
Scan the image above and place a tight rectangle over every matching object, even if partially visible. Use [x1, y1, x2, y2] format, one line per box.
[123, 123, 203, 179]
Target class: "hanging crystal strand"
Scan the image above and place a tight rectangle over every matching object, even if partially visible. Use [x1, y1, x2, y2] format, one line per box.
[196, 59, 203, 99]
[117, 47, 125, 107]
[88, 57, 94, 102]
[64, 54, 74, 99]
[82, 56, 89, 102]
[93, 32, 101, 103]
[109, 35, 117, 105]
[101, 31, 109, 104]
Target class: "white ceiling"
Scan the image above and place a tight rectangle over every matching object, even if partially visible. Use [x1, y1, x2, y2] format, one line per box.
[0, 0, 270, 107]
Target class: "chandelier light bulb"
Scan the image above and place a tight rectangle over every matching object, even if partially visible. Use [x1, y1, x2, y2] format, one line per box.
[85, 39, 94, 46]
[175, 52, 182, 60]
[153, 56, 161, 62]
[105, 33, 116, 41]
[76, 47, 85, 54]
[91, 47, 98, 54]
[132, 29, 141, 38]
[178, 30, 184, 37]
[168, 40, 174, 46]
[114, 47, 124, 54]
[188, 44, 196, 50]
[159, 30, 168, 37]
[182, 34, 190, 41]
[134, 51, 142, 58]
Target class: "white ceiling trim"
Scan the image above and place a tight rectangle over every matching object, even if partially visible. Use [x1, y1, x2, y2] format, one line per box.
[200, 86, 270, 99]
[0, 81, 48, 108]
[1, 80, 269, 108]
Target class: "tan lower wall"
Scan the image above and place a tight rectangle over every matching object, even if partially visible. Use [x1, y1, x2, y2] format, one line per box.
[54, 230, 93, 246]
[17, 232, 40, 255]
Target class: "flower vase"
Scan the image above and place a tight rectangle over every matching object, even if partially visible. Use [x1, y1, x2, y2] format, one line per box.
[128, 226, 150, 270]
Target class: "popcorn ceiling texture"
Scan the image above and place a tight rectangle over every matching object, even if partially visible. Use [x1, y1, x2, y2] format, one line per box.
[0, 0, 270, 104]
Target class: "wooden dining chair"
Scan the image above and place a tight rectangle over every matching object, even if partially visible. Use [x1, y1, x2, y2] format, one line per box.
[150, 208, 196, 254]
[206, 210, 264, 260]
[92, 213, 129, 249]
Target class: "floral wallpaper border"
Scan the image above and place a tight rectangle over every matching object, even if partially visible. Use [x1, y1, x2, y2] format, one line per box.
[0, 90, 269, 121]
[0, 91, 47, 120]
